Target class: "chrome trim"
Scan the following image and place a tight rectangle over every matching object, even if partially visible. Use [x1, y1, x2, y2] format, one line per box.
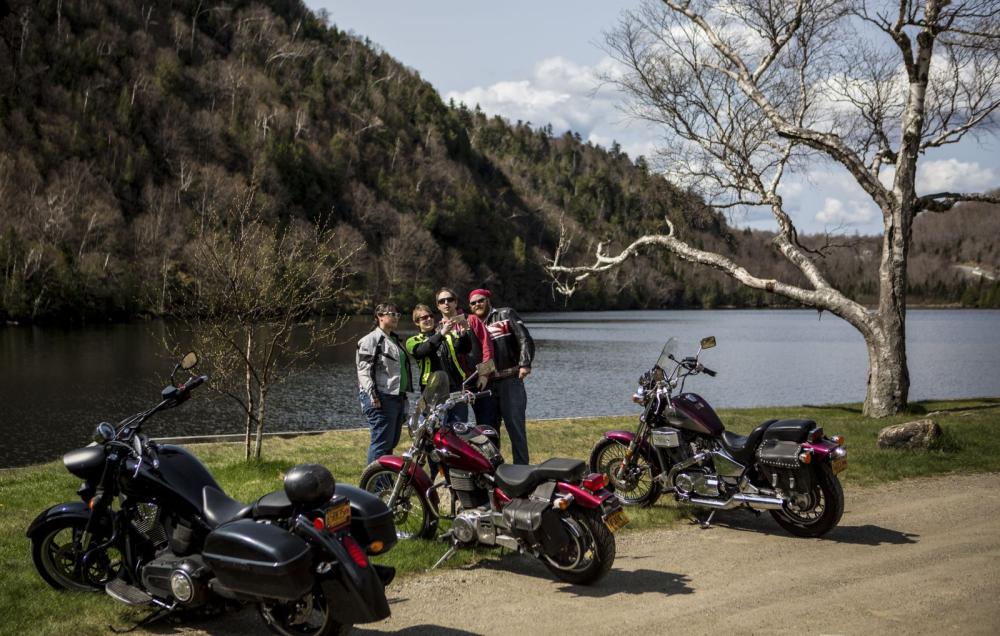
[685, 492, 785, 511]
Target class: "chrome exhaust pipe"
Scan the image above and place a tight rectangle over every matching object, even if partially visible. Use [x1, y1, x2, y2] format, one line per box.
[687, 493, 785, 510]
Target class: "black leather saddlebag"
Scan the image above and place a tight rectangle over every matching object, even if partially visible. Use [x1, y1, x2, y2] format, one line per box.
[502, 498, 570, 553]
[756, 439, 813, 493]
[203, 519, 313, 602]
[336, 484, 398, 554]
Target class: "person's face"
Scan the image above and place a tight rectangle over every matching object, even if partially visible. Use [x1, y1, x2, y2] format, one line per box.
[414, 310, 436, 333]
[469, 295, 490, 318]
[436, 293, 458, 317]
[378, 310, 400, 331]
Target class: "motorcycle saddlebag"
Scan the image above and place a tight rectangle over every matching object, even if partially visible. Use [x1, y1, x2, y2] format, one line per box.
[337, 484, 397, 555]
[203, 519, 313, 602]
[502, 498, 570, 553]
[756, 440, 813, 492]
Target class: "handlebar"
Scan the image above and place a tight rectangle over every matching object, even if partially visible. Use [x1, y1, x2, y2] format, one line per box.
[701, 366, 717, 377]
[180, 374, 208, 392]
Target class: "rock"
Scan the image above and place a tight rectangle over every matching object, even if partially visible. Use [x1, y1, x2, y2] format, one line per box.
[876, 419, 942, 449]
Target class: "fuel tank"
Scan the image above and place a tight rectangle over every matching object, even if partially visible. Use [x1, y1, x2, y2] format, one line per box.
[669, 393, 725, 436]
[124, 445, 221, 515]
[434, 428, 493, 473]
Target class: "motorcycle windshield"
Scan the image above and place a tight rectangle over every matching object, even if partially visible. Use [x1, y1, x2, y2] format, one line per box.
[422, 370, 450, 408]
[655, 338, 679, 370]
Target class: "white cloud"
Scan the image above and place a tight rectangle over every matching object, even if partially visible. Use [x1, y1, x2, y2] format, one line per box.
[917, 159, 996, 193]
[814, 198, 878, 226]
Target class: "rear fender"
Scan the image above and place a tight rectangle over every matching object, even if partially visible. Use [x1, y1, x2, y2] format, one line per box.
[801, 440, 839, 459]
[556, 482, 613, 509]
[373, 456, 440, 507]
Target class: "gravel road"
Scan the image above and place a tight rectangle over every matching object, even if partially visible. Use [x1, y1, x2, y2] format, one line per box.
[143, 472, 1000, 635]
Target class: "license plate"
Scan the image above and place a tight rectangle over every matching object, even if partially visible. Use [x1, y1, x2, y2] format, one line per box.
[604, 509, 629, 533]
[325, 501, 351, 530]
[831, 457, 848, 474]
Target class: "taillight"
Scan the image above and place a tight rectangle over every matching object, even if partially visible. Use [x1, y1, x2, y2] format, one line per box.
[582, 473, 608, 492]
[313, 517, 325, 531]
[343, 536, 369, 568]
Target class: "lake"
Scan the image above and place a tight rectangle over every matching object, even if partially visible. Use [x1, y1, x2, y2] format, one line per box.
[3, 309, 999, 468]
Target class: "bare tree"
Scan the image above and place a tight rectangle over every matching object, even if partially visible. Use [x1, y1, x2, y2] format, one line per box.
[171, 184, 357, 459]
[548, 0, 1000, 416]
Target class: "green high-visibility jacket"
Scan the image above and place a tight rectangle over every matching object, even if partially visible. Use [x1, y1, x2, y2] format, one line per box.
[405, 330, 471, 390]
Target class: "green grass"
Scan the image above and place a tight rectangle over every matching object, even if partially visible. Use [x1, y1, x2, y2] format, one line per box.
[2, 397, 999, 635]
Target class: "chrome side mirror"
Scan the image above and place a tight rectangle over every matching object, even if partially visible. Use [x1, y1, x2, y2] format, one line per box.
[94, 422, 116, 444]
[700, 336, 717, 350]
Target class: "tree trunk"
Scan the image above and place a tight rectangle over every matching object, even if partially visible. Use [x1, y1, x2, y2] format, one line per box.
[243, 328, 254, 460]
[863, 313, 910, 417]
[253, 389, 267, 460]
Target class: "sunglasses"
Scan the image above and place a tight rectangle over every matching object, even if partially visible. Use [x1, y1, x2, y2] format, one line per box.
[469, 298, 488, 306]
[415, 315, 434, 322]
[437, 297, 456, 304]
[378, 312, 401, 318]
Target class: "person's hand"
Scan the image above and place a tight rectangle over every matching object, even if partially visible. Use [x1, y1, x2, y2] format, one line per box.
[372, 395, 381, 409]
[476, 375, 489, 391]
[440, 319, 454, 334]
[518, 367, 531, 380]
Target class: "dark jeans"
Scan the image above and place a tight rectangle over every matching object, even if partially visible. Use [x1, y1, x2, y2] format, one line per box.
[492, 377, 529, 465]
[360, 391, 407, 464]
[472, 391, 497, 428]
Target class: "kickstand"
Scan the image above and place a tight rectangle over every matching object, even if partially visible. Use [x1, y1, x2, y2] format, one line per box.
[430, 545, 458, 571]
[699, 510, 717, 529]
[109, 607, 173, 634]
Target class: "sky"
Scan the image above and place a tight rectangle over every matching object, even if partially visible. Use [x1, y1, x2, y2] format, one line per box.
[309, 1, 999, 236]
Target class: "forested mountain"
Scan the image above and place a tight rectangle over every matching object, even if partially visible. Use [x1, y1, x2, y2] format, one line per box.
[1, 0, 997, 323]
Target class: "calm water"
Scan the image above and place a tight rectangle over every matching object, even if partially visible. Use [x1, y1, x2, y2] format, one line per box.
[3, 309, 999, 468]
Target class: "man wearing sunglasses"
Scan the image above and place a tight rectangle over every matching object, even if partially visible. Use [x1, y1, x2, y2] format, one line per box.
[435, 287, 494, 393]
[468, 288, 535, 465]
[356, 302, 412, 463]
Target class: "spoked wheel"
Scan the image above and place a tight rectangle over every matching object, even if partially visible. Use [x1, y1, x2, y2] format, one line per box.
[769, 464, 845, 538]
[589, 438, 661, 507]
[31, 517, 121, 591]
[259, 585, 349, 636]
[542, 509, 616, 585]
[359, 463, 436, 539]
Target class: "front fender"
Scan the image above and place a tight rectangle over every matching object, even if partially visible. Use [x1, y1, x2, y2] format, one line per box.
[373, 456, 440, 507]
[26, 501, 108, 538]
[602, 430, 658, 466]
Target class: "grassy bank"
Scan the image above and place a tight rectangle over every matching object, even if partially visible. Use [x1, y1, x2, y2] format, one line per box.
[2, 398, 999, 634]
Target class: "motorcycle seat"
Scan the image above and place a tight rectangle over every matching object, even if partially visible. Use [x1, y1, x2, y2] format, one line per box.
[494, 458, 587, 498]
[762, 419, 816, 443]
[253, 490, 294, 519]
[202, 486, 253, 528]
[719, 419, 777, 465]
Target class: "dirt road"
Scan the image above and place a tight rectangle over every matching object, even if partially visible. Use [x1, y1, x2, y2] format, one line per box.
[150, 473, 1000, 635]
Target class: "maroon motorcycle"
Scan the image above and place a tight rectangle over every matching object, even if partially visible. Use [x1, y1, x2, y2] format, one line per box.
[590, 337, 847, 537]
[359, 371, 627, 585]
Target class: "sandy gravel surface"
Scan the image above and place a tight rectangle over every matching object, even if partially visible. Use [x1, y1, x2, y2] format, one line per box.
[142, 472, 1000, 636]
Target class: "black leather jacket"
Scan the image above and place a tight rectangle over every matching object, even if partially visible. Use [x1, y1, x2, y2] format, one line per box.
[483, 307, 534, 378]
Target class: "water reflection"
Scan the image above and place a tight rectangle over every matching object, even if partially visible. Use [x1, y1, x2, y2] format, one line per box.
[2, 309, 999, 467]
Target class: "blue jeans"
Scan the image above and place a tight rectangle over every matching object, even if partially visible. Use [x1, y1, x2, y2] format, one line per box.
[360, 391, 407, 464]
[492, 377, 529, 465]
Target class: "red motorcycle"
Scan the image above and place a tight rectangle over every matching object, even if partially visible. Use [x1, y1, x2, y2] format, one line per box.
[359, 372, 627, 585]
[590, 336, 848, 537]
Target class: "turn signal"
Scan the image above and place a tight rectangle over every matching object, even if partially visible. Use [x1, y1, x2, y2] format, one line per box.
[831, 435, 844, 445]
[368, 540, 385, 555]
[582, 473, 608, 492]
[798, 452, 813, 465]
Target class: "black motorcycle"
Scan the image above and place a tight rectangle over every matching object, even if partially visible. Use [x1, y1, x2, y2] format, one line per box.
[590, 337, 848, 537]
[27, 352, 397, 636]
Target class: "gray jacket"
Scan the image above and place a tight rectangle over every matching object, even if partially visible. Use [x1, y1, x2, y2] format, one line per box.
[356, 328, 412, 399]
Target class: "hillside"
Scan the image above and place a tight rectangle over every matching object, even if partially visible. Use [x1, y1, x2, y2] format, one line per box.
[1, 0, 998, 323]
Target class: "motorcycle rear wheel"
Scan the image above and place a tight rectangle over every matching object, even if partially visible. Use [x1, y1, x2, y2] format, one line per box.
[31, 517, 121, 592]
[542, 508, 615, 585]
[258, 585, 349, 636]
[589, 437, 661, 507]
[769, 463, 844, 538]
[359, 463, 436, 540]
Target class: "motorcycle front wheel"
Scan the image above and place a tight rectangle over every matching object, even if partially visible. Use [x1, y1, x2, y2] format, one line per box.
[258, 585, 348, 636]
[359, 463, 436, 539]
[542, 508, 615, 585]
[769, 463, 845, 538]
[31, 517, 121, 592]
[589, 437, 661, 507]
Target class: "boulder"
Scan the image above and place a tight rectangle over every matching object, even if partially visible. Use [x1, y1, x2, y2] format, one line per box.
[876, 419, 942, 449]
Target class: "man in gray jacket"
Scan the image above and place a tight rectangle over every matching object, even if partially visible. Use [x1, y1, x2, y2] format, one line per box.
[356, 302, 412, 464]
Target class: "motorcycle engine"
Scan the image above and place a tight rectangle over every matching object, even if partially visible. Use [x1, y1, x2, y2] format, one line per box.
[448, 469, 490, 509]
[141, 552, 210, 606]
[673, 469, 721, 498]
[452, 508, 495, 545]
